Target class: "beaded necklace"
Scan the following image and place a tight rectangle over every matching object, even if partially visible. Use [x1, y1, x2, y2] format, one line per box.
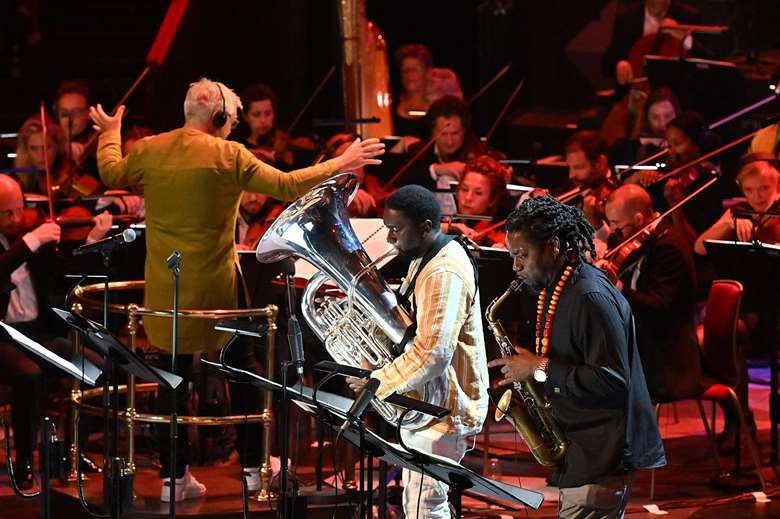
[534, 265, 574, 356]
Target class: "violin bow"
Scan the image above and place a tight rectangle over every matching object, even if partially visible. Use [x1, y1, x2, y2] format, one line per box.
[39, 102, 55, 221]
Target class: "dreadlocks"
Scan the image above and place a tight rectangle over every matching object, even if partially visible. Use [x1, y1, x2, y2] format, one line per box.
[505, 195, 596, 260]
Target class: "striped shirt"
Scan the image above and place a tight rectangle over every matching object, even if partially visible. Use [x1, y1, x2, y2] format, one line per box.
[372, 241, 489, 436]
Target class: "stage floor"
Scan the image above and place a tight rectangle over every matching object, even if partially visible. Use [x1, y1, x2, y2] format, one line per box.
[1, 378, 779, 518]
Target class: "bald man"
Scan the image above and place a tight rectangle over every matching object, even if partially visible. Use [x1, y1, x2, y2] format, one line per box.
[603, 184, 705, 402]
[0, 174, 63, 489]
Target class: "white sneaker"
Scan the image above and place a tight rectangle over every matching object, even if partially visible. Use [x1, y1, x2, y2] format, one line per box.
[243, 457, 289, 492]
[160, 466, 207, 502]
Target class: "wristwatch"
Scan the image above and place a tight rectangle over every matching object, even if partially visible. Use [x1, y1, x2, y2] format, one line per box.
[533, 357, 550, 383]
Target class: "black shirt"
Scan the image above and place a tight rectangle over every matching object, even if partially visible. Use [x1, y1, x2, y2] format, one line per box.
[543, 262, 666, 487]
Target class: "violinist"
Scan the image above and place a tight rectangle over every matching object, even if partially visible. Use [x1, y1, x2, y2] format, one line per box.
[602, 0, 699, 86]
[694, 153, 780, 254]
[658, 112, 722, 243]
[388, 95, 502, 192]
[322, 133, 380, 217]
[444, 154, 511, 247]
[564, 131, 617, 238]
[0, 174, 109, 488]
[600, 184, 705, 403]
[13, 115, 64, 195]
[53, 79, 102, 191]
[611, 87, 681, 168]
[235, 191, 284, 250]
[238, 83, 316, 169]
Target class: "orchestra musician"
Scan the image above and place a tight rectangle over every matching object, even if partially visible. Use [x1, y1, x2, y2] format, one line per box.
[602, 0, 699, 86]
[489, 196, 665, 518]
[0, 174, 111, 489]
[12, 115, 64, 195]
[393, 44, 434, 139]
[347, 185, 488, 519]
[89, 77, 384, 501]
[564, 131, 617, 238]
[601, 184, 705, 403]
[388, 95, 503, 192]
[238, 83, 316, 169]
[444, 154, 511, 247]
[694, 152, 780, 253]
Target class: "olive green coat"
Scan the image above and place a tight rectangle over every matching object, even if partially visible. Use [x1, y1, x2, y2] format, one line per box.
[97, 127, 337, 352]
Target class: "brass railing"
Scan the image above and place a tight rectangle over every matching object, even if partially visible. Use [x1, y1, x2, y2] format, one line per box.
[68, 281, 278, 500]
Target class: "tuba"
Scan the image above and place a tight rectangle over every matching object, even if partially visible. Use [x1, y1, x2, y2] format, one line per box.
[485, 280, 568, 467]
[255, 173, 442, 429]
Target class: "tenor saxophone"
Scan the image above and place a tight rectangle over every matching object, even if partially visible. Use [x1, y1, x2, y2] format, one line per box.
[485, 280, 568, 467]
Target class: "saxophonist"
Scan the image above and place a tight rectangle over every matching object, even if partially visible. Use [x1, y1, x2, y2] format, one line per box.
[348, 185, 488, 519]
[487, 196, 665, 519]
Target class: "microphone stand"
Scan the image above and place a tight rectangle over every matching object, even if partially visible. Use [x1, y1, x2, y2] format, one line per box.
[279, 271, 304, 519]
[166, 251, 181, 519]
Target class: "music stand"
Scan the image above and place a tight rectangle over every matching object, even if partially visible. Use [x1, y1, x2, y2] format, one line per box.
[703, 239, 780, 465]
[645, 55, 744, 122]
[293, 392, 544, 518]
[53, 308, 182, 518]
[201, 361, 544, 517]
[0, 321, 102, 519]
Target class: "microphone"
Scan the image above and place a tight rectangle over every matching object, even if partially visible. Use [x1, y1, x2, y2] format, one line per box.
[72, 228, 137, 256]
[340, 377, 380, 433]
[288, 315, 305, 379]
[282, 260, 305, 378]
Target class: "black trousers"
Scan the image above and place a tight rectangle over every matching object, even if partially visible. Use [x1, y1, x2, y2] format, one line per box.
[154, 337, 264, 479]
[0, 320, 80, 464]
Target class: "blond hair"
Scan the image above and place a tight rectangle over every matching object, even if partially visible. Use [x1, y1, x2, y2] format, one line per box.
[183, 78, 242, 125]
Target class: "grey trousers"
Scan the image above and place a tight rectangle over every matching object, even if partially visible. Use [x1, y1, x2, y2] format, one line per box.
[557, 472, 635, 519]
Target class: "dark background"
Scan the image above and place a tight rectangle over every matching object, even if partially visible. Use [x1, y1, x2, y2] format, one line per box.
[1, 0, 779, 150]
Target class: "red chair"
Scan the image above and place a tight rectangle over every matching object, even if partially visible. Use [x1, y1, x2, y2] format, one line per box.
[650, 280, 767, 500]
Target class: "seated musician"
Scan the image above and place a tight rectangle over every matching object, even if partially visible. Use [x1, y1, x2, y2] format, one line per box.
[13, 115, 65, 195]
[444, 154, 511, 247]
[0, 174, 108, 489]
[612, 87, 681, 170]
[602, 0, 699, 86]
[694, 153, 780, 254]
[389, 95, 503, 192]
[601, 184, 705, 403]
[564, 130, 617, 238]
[53, 80, 102, 188]
[235, 192, 284, 250]
[694, 154, 779, 448]
[54, 79, 92, 149]
[655, 112, 722, 244]
[392, 43, 433, 139]
[425, 67, 464, 104]
[322, 132, 381, 218]
[238, 83, 315, 169]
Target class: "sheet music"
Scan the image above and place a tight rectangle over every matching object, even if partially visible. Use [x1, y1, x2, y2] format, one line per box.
[0, 321, 101, 385]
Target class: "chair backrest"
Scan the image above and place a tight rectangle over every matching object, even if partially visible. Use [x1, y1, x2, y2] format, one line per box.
[701, 279, 743, 386]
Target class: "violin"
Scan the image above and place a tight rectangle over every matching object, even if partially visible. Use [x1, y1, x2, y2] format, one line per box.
[246, 129, 317, 168]
[603, 225, 660, 278]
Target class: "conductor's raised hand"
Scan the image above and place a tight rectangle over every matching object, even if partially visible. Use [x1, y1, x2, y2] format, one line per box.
[89, 104, 125, 133]
[334, 138, 385, 172]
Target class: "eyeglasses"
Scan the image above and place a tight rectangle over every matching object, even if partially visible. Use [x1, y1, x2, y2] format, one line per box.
[0, 208, 23, 218]
[58, 108, 87, 119]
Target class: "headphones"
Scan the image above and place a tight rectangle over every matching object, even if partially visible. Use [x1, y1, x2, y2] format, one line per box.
[212, 83, 229, 129]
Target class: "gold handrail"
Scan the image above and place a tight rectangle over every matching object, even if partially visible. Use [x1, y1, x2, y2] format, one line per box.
[67, 280, 278, 499]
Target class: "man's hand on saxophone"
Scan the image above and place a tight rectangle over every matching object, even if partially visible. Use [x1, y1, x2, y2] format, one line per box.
[488, 346, 539, 385]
